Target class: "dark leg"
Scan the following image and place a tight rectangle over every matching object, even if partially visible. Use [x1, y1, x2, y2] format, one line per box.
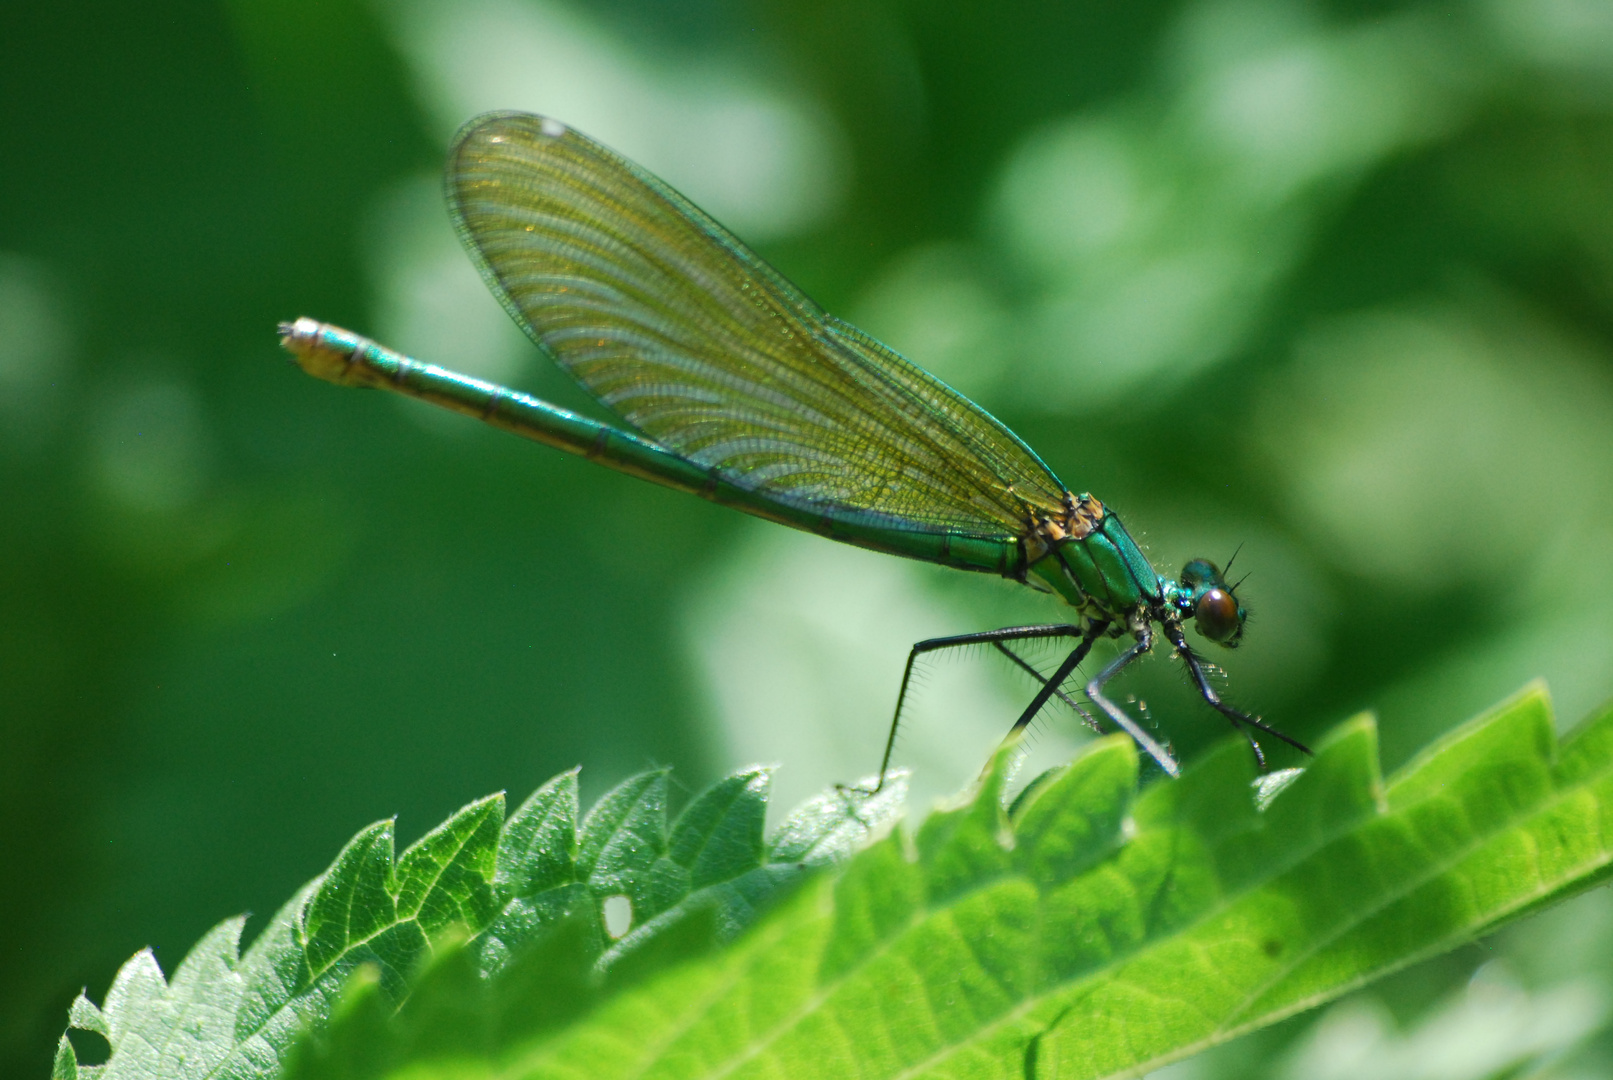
[871, 624, 1086, 792]
[910, 636, 1103, 796]
[988, 622, 1196, 784]
[1082, 622, 1182, 777]
[992, 642, 1103, 733]
[997, 621, 1109, 742]
[1000, 644, 1180, 780]
[994, 629, 1179, 775]
[1001, 638, 1098, 749]
[1159, 620, 1314, 767]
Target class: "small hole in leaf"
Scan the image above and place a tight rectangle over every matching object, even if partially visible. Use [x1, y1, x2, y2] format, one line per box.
[67, 1028, 111, 1067]
[602, 894, 633, 939]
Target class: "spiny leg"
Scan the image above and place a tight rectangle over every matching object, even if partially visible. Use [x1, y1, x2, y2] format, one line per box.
[1004, 640, 1097, 752]
[995, 621, 1108, 744]
[1160, 619, 1263, 767]
[1160, 620, 1314, 766]
[1084, 622, 1184, 778]
[992, 642, 1103, 733]
[997, 639, 1180, 776]
[955, 633, 1107, 791]
[871, 623, 1086, 792]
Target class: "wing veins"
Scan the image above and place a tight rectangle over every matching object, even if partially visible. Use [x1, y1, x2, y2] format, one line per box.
[447, 113, 1072, 538]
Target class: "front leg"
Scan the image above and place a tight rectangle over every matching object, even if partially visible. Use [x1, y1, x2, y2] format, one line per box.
[1159, 618, 1313, 769]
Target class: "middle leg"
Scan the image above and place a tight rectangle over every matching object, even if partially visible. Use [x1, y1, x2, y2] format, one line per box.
[996, 637, 1180, 776]
[1084, 621, 1184, 778]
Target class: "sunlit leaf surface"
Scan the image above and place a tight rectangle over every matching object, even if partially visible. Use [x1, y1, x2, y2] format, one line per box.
[52, 767, 905, 1080]
[54, 685, 1613, 1080]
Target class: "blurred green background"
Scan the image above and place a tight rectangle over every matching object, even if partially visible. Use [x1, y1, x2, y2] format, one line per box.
[5, 0, 1613, 1075]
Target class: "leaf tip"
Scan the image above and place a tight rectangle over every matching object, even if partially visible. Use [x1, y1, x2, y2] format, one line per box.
[66, 991, 107, 1037]
[1252, 767, 1304, 811]
[51, 1035, 79, 1080]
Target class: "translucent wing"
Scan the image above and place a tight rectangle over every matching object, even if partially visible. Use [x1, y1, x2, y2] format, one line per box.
[448, 111, 1070, 539]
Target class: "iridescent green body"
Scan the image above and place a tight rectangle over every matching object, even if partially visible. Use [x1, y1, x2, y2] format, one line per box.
[1026, 512, 1157, 618]
[285, 318, 1189, 640]
[281, 110, 1309, 778]
[285, 319, 1019, 578]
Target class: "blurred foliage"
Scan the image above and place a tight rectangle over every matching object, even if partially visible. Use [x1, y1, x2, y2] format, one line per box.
[4, 0, 1613, 1075]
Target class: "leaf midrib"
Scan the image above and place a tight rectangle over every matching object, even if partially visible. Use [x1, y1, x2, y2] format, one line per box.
[643, 760, 1604, 1080]
[691, 816, 1328, 1080]
[204, 821, 477, 1080]
[888, 761, 1610, 1080]
[1133, 784, 1613, 1078]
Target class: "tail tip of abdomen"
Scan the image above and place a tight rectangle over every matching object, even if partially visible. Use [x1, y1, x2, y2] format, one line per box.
[277, 316, 322, 346]
[277, 317, 362, 385]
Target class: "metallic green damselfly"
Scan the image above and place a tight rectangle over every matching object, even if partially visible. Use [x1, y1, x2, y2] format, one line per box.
[280, 111, 1310, 781]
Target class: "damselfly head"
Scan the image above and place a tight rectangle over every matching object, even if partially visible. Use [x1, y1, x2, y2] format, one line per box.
[1179, 558, 1246, 648]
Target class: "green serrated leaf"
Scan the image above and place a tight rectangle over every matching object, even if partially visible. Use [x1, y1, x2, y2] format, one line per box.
[766, 770, 908, 866]
[301, 795, 504, 1000]
[495, 769, 579, 896]
[915, 744, 1017, 902]
[576, 769, 668, 896]
[666, 767, 768, 889]
[62, 683, 1613, 1080]
[478, 770, 583, 976]
[332, 682, 1613, 1080]
[52, 1037, 79, 1080]
[1011, 736, 1136, 886]
[56, 765, 905, 1080]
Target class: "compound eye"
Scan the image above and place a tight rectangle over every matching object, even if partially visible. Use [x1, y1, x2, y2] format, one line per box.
[1194, 588, 1241, 643]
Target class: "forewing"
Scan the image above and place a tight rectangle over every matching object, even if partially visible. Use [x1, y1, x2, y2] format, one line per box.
[447, 111, 1069, 538]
